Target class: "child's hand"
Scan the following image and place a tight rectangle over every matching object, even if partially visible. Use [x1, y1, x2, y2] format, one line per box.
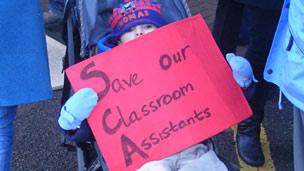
[58, 88, 98, 130]
[226, 53, 258, 88]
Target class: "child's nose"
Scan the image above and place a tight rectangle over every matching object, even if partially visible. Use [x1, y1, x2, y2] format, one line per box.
[135, 27, 144, 37]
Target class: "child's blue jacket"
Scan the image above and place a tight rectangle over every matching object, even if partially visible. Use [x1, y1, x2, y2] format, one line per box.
[264, 0, 304, 111]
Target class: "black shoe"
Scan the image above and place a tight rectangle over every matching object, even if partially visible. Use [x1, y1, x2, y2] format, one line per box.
[236, 131, 265, 166]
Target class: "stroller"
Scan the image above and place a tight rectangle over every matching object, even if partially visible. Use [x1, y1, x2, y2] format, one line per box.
[60, 0, 235, 170]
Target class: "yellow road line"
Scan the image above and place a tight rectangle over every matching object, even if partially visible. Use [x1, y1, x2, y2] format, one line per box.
[233, 125, 276, 171]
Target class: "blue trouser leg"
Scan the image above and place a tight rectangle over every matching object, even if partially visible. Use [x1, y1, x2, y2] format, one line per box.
[0, 106, 16, 171]
[294, 106, 304, 171]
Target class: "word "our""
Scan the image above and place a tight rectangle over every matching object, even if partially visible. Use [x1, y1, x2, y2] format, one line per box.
[159, 45, 190, 70]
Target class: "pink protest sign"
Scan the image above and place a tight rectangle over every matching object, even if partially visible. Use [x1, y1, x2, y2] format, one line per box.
[66, 15, 252, 171]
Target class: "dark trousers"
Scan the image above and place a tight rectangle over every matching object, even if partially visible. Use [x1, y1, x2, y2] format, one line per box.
[48, 0, 65, 17]
[213, 0, 281, 125]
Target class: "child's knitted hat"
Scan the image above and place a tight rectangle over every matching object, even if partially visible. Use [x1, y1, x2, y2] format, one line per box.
[110, 0, 167, 36]
[98, 0, 167, 52]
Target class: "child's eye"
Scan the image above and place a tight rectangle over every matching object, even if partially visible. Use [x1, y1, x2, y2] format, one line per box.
[144, 24, 154, 29]
[126, 27, 135, 32]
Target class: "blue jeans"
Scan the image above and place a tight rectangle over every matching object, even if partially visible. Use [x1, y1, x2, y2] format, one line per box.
[294, 106, 304, 171]
[0, 106, 16, 171]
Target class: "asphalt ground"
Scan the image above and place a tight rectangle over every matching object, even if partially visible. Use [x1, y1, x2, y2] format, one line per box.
[11, 0, 294, 171]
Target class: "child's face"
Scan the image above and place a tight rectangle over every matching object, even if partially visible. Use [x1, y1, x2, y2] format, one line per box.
[119, 24, 157, 44]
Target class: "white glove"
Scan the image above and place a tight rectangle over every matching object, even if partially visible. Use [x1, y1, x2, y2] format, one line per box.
[226, 53, 258, 88]
[58, 88, 98, 130]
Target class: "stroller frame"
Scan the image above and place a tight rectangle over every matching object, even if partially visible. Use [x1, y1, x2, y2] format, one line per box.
[60, 0, 234, 171]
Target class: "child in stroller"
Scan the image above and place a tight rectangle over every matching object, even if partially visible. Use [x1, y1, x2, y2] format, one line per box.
[59, 0, 256, 170]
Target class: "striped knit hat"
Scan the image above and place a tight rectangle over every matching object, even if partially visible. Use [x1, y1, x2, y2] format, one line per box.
[98, 0, 167, 52]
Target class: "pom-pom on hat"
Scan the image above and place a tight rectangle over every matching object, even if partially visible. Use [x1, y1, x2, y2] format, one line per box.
[98, 0, 167, 52]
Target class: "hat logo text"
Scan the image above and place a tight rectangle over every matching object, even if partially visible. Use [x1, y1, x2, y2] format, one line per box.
[118, 10, 150, 29]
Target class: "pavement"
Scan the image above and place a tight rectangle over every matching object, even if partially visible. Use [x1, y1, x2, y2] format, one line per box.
[11, 0, 293, 171]
[46, 36, 65, 90]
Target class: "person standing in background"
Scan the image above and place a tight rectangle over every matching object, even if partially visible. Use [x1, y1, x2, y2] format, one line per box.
[264, 0, 304, 170]
[212, 0, 283, 166]
[0, 0, 53, 170]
